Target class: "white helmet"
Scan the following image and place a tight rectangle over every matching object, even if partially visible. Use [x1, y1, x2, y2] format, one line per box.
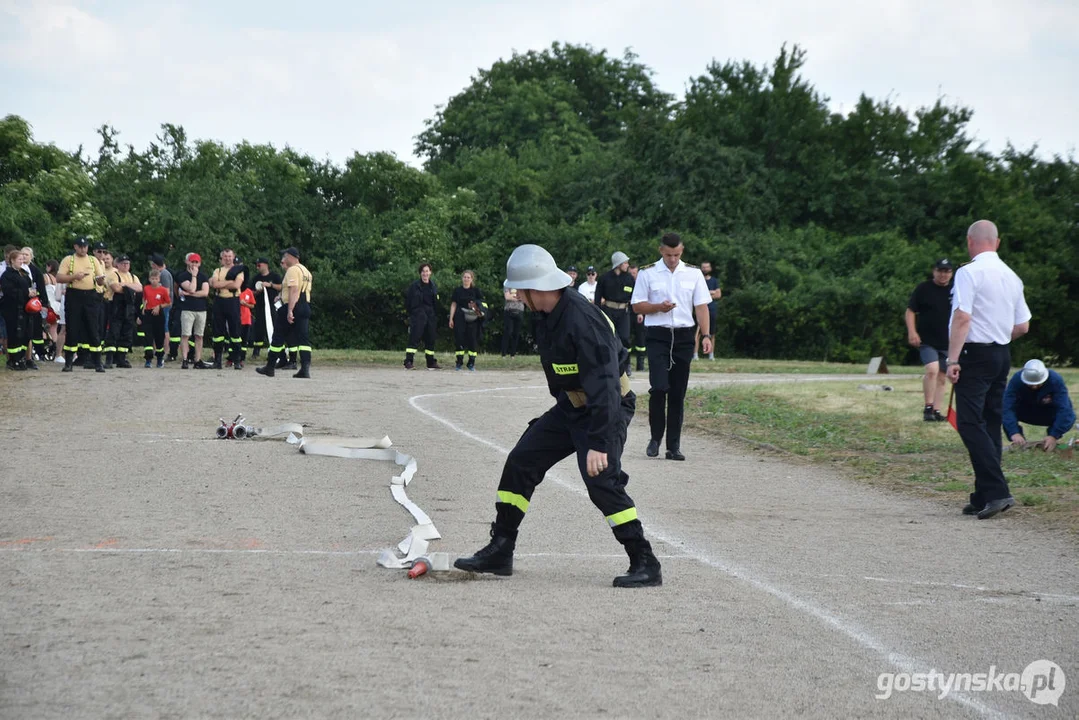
[1021, 359, 1049, 386]
[504, 245, 573, 291]
[611, 251, 630, 269]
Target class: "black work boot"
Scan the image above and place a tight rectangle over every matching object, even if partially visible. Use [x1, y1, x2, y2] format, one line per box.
[614, 540, 662, 588]
[293, 363, 311, 379]
[454, 524, 516, 576]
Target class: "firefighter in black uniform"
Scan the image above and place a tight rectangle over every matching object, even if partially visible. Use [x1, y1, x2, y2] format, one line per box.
[595, 250, 634, 373]
[21, 247, 50, 366]
[104, 255, 142, 368]
[55, 236, 107, 372]
[455, 244, 662, 588]
[256, 247, 312, 379]
[403, 262, 442, 370]
[250, 258, 281, 359]
[210, 248, 244, 369]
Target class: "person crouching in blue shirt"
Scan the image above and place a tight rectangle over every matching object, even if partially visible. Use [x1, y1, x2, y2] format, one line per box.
[1003, 359, 1076, 451]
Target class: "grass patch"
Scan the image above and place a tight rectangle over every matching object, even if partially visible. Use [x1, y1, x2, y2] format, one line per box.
[677, 371, 1079, 531]
[312, 349, 923, 375]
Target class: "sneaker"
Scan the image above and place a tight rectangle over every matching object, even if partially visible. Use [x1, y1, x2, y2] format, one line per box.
[182, 359, 189, 369]
[145, 360, 152, 368]
[226, 360, 233, 367]
[923, 406, 936, 422]
[404, 360, 414, 370]
[933, 410, 948, 422]
[234, 361, 243, 370]
[468, 365, 476, 372]
[194, 360, 209, 369]
[156, 359, 164, 368]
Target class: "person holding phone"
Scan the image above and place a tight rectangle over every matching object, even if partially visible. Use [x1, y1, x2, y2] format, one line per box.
[631, 232, 713, 461]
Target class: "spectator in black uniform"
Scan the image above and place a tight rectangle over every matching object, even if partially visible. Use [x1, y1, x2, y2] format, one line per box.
[403, 262, 443, 370]
[104, 255, 142, 368]
[595, 251, 634, 373]
[20, 247, 50, 365]
[449, 269, 484, 372]
[906, 258, 955, 421]
[1, 247, 34, 371]
[250, 258, 281, 359]
[455, 244, 662, 588]
[501, 286, 525, 358]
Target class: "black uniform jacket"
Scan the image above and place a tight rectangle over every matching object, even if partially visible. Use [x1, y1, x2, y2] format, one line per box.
[406, 279, 438, 317]
[595, 270, 634, 306]
[536, 288, 629, 453]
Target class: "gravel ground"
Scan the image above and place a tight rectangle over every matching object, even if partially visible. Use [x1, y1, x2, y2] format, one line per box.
[1, 364, 1076, 719]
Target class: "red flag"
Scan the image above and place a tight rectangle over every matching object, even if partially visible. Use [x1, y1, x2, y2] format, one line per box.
[946, 386, 958, 430]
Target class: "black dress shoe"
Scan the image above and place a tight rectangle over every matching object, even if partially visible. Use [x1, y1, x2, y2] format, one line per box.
[977, 497, 1015, 519]
[961, 504, 983, 516]
[665, 449, 686, 461]
[646, 439, 659, 457]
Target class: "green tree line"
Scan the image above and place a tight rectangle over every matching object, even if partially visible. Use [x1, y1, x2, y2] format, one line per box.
[2, 44, 1076, 363]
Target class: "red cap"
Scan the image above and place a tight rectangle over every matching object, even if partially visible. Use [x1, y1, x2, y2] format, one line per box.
[186, 252, 201, 264]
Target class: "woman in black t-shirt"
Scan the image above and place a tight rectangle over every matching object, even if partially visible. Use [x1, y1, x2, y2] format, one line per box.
[448, 270, 484, 371]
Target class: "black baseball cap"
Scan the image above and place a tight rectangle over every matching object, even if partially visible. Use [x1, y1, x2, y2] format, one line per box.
[73, 237, 89, 246]
[93, 241, 108, 251]
[282, 247, 300, 259]
[935, 258, 954, 270]
[150, 253, 166, 266]
[255, 257, 270, 265]
[567, 265, 578, 272]
[115, 254, 130, 263]
[233, 256, 243, 266]
[586, 266, 596, 274]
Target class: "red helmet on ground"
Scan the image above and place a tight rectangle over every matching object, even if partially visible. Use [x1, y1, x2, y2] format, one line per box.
[45, 307, 59, 324]
[25, 297, 42, 314]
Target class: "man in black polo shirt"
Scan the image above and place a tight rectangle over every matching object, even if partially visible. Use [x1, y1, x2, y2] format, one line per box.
[905, 258, 954, 422]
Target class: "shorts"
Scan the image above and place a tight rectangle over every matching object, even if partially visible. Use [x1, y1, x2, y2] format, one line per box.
[162, 306, 171, 330]
[181, 310, 207, 336]
[919, 345, 947, 372]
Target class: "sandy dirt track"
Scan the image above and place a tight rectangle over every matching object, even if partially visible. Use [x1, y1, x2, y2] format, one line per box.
[1, 365, 1076, 719]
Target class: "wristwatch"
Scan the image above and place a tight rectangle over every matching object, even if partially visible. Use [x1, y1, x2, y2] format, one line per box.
[946, 358, 960, 366]
[701, 334, 713, 339]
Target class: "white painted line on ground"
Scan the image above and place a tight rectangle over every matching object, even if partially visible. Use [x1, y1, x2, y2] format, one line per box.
[408, 384, 1009, 720]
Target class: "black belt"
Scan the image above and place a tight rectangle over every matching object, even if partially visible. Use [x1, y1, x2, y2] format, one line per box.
[965, 342, 1004, 348]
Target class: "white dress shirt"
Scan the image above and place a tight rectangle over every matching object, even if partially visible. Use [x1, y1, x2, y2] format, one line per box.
[950, 251, 1031, 344]
[630, 259, 712, 328]
[578, 280, 597, 303]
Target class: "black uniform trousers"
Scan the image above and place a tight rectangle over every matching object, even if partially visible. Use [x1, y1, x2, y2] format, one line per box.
[106, 302, 137, 358]
[406, 310, 438, 366]
[501, 311, 522, 356]
[63, 289, 103, 364]
[645, 326, 696, 451]
[252, 301, 271, 349]
[212, 297, 242, 363]
[494, 392, 645, 544]
[632, 314, 647, 369]
[453, 312, 479, 367]
[602, 307, 631, 372]
[143, 312, 166, 359]
[168, 303, 182, 357]
[28, 312, 44, 357]
[955, 343, 1013, 507]
[265, 301, 311, 368]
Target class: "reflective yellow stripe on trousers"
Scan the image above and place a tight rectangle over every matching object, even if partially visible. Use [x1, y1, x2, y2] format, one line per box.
[497, 491, 529, 514]
[606, 507, 637, 527]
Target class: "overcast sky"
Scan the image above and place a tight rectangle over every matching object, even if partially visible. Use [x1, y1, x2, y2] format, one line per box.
[3, 0, 1076, 167]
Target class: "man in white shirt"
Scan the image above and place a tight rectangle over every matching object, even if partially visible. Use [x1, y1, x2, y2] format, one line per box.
[631, 232, 713, 461]
[578, 266, 598, 303]
[945, 219, 1031, 519]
